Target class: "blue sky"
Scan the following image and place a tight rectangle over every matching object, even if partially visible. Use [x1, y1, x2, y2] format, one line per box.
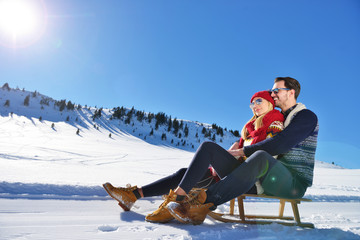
[1, 0, 360, 168]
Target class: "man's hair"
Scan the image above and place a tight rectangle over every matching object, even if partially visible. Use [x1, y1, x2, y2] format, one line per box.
[274, 77, 301, 100]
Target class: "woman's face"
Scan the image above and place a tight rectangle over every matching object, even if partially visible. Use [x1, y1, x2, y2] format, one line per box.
[251, 97, 271, 116]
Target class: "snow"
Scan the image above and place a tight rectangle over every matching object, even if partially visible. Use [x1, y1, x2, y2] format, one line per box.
[1, 86, 360, 239]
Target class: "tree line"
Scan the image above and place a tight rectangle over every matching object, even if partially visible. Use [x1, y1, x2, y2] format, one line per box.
[2, 83, 240, 139]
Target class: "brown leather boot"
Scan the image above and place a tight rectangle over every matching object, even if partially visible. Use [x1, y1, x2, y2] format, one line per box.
[166, 189, 213, 225]
[145, 189, 180, 223]
[103, 182, 138, 211]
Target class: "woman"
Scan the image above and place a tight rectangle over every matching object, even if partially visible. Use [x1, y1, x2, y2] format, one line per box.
[103, 90, 284, 224]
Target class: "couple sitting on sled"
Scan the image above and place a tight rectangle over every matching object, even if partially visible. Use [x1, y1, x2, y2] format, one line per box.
[103, 76, 319, 225]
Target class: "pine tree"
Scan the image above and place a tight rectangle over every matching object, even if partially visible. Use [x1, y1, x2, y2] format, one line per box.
[216, 127, 224, 137]
[2, 83, 10, 91]
[202, 127, 206, 135]
[155, 112, 167, 126]
[66, 101, 75, 110]
[167, 116, 172, 132]
[150, 128, 154, 136]
[204, 130, 211, 138]
[161, 133, 167, 140]
[92, 108, 102, 120]
[173, 118, 180, 135]
[125, 116, 131, 124]
[125, 109, 132, 124]
[40, 97, 50, 106]
[148, 113, 154, 123]
[56, 100, 66, 111]
[184, 124, 189, 137]
[112, 106, 126, 119]
[24, 95, 30, 106]
[232, 130, 240, 137]
[136, 111, 145, 122]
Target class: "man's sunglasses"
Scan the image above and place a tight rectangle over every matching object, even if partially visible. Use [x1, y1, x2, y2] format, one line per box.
[250, 98, 263, 109]
[270, 88, 290, 94]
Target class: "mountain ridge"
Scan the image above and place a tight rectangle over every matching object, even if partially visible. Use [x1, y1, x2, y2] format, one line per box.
[0, 83, 240, 151]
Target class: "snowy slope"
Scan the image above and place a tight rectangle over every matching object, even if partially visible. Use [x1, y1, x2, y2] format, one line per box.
[0, 85, 239, 153]
[0, 85, 359, 239]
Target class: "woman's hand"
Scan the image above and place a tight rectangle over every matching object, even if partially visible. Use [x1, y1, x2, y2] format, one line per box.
[227, 148, 245, 157]
[228, 141, 240, 151]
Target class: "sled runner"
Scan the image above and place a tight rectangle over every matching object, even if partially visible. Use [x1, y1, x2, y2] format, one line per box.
[208, 194, 314, 228]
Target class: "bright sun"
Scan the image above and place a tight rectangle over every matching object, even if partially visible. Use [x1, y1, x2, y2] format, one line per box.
[0, 0, 46, 48]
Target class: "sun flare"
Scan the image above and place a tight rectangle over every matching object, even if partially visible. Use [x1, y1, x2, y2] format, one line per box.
[0, 0, 46, 48]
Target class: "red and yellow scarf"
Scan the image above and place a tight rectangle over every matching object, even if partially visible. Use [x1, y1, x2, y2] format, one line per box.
[238, 109, 284, 148]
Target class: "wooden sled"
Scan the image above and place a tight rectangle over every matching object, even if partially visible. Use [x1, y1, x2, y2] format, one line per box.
[208, 194, 314, 228]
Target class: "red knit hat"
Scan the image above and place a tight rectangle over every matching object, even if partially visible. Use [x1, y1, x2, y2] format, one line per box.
[250, 90, 275, 107]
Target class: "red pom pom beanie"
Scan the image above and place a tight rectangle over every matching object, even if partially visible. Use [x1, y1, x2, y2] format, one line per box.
[250, 90, 275, 107]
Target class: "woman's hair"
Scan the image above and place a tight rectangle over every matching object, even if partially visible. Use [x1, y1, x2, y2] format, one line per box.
[241, 100, 274, 139]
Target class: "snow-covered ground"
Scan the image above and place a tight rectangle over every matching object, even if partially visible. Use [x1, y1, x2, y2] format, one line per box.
[0, 86, 359, 239]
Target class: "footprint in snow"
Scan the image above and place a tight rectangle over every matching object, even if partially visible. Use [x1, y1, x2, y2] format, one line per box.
[98, 225, 119, 232]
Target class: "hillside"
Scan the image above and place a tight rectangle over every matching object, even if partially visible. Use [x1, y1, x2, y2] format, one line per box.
[0, 83, 240, 153]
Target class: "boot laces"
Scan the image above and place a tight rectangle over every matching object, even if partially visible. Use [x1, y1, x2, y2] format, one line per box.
[158, 194, 175, 208]
[183, 189, 205, 206]
[118, 184, 137, 192]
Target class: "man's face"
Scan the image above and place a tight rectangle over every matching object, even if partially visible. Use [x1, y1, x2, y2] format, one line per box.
[271, 80, 290, 109]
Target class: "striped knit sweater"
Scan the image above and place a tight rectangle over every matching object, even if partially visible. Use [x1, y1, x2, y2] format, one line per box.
[277, 103, 319, 187]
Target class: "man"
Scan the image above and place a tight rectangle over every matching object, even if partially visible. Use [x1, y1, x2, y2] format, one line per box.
[165, 77, 319, 224]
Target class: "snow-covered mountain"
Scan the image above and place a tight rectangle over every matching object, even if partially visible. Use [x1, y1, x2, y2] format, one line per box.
[0, 83, 240, 152]
[1, 83, 359, 239]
